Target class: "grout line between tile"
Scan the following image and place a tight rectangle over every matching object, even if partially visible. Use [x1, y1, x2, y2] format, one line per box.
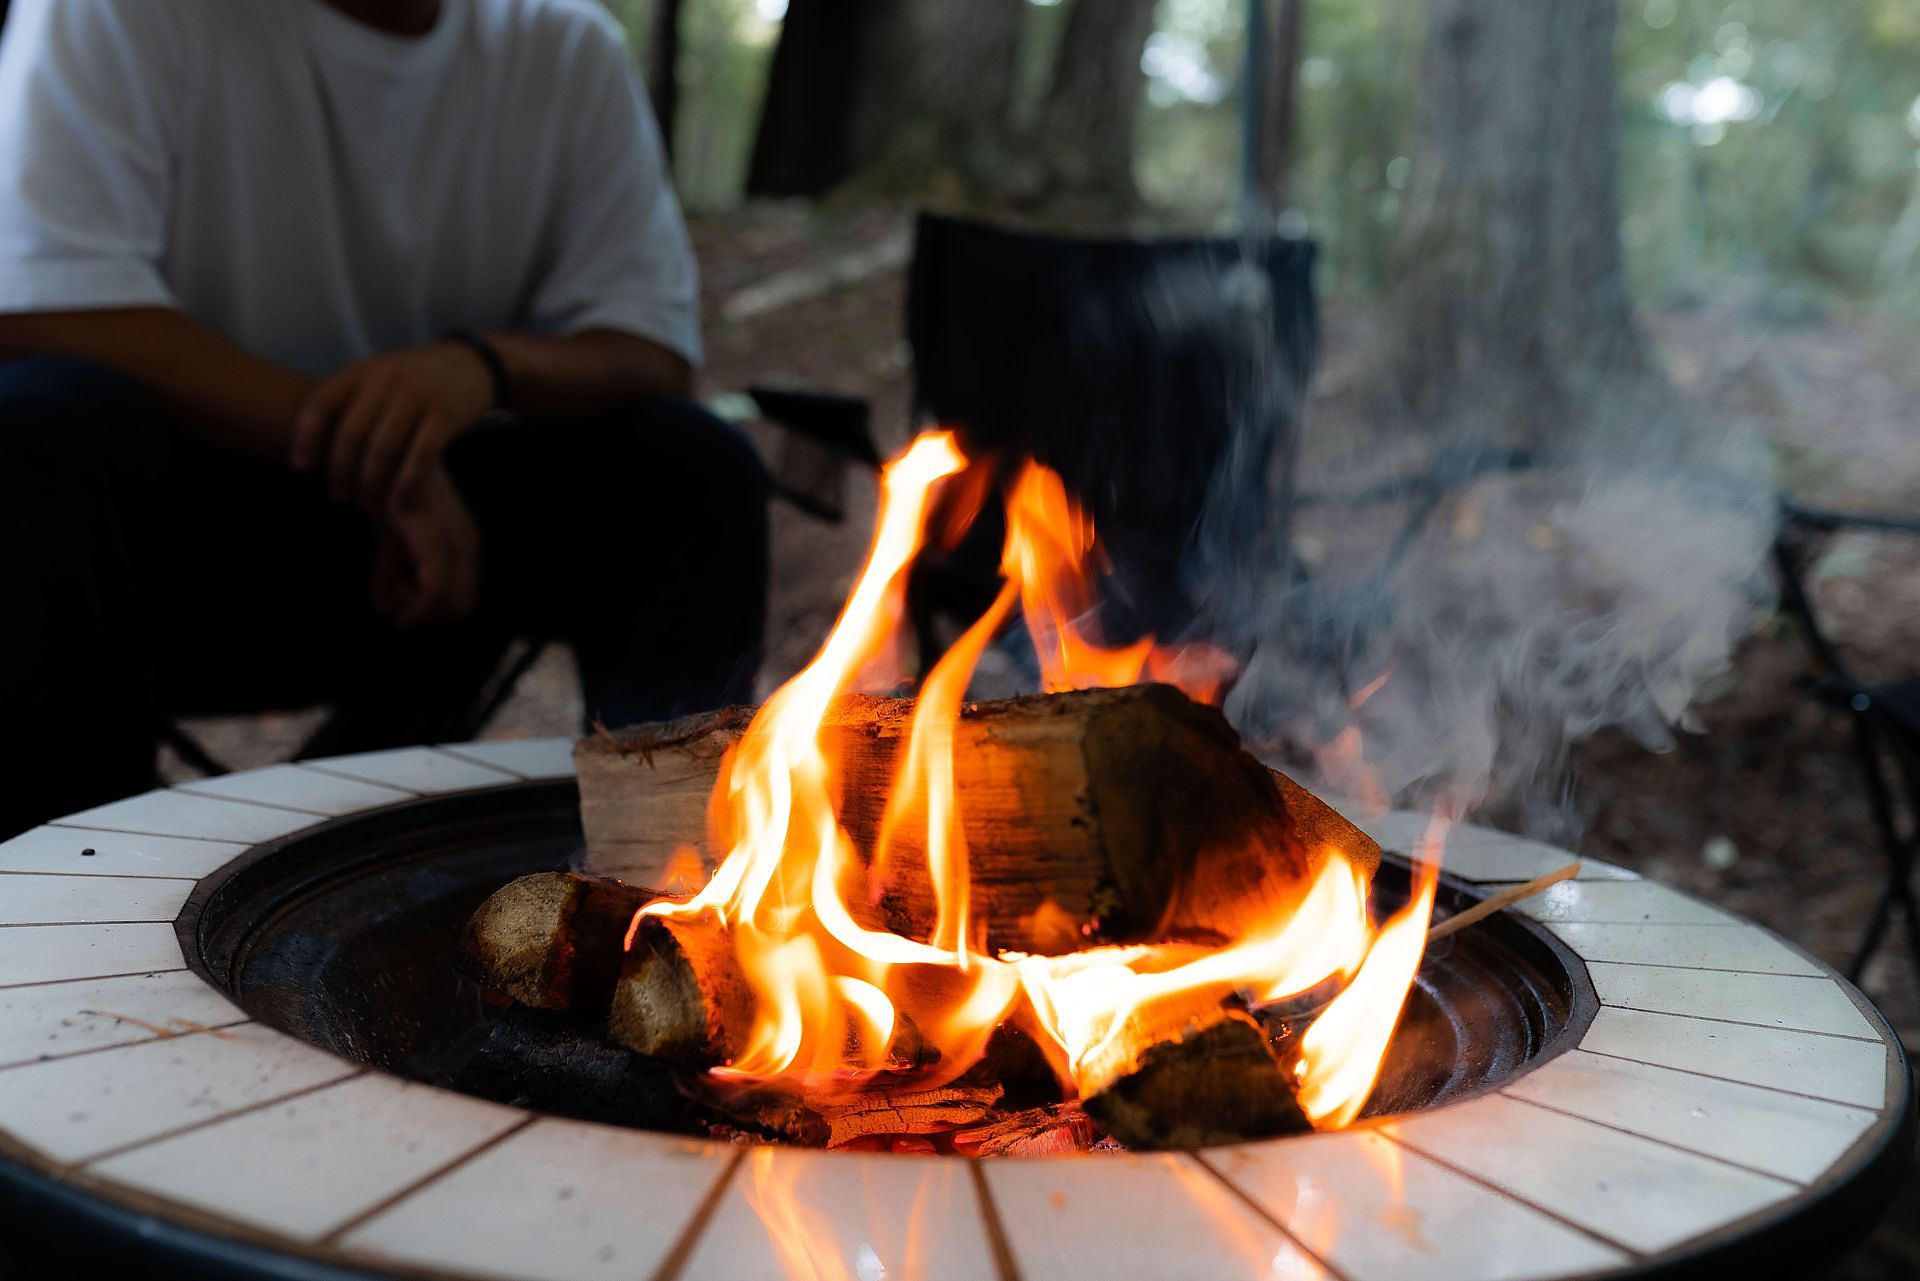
[646, 1146, 749, 1281]
[419, 745, 525, 775]
[1187, 1151, 1353, 1281]
[1376, 1129, 1645, 1261]
[966, 1157, 1024, 1281]
[169, 787, 333, 818]
[46, 820, 306, 842]
[0, 919, 185, 929]
[432, 746, 532, 781]
[0, 967, 192, 993]
[1547, 955, 1822, 979]
[297, 761, 512, 793]
[1597, 1003, 1882, 1044]
[287, 762, 425, 798]
[0, 869, 200, 883]
[0, 1016, 253, 1073]
[73, 1064, 364, 1167]
[319, 1112, 537, 1245]
[1575, 1047, 1891, 1112]
[1512, 919, 1745, 928]
[1494, 1091, 1810, 1188]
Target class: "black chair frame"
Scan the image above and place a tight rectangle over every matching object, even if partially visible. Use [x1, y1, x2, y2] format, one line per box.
[1774, 501, 1920, 985]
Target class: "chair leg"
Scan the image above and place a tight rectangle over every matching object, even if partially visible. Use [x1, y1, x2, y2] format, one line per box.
[1843, 713, 1920, 983]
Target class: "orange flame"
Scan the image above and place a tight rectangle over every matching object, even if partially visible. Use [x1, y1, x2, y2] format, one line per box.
[629, 431, 1438, 1132]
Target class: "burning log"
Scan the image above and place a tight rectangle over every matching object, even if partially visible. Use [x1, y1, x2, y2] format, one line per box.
[606, 915, 756, 1064]
[814, 1082, 1003, 1148]
[457, 872, 658, 1016]
[1079, 1010, 1312, 1150]
[951, 1103, 1099, 1156]
[575, 684, 1379, 952]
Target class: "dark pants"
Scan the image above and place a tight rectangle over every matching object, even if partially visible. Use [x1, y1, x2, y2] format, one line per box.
[0, 356, 769, 838]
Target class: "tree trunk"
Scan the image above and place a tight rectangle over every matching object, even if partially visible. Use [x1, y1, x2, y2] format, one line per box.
[744, 0, 877, 197]
[745, 0, 1022, 201]
[848, 0, 1024, 194]
[1385, 0, 1659, 445]
[1032, 0, 1156, 217]
[1255, 0, 1305, 215]
[646, 0, 683, 159]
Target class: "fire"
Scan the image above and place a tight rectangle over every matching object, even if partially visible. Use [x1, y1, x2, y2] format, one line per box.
[630, 430, 1439, 1132]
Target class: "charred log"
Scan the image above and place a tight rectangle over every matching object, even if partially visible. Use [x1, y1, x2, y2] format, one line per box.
[1081, 1010, 1312, 1150]
[457, 872, 660, 1017]
[606, 915, 756, 1065]
[575, 684, 1379, 953]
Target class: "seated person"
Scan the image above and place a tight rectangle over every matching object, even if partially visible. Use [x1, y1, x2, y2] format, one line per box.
[0, 0, 769, 838]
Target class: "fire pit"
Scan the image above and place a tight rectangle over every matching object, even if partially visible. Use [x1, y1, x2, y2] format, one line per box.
[3, 435, 1912, 1277]
[0, 746, 1909, 1279]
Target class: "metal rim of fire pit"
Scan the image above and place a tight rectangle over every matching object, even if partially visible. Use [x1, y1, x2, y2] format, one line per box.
[0, 742, 1909, 1281]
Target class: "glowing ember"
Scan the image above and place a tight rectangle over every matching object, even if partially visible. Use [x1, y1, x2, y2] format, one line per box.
[629, 430, 1440, 1131]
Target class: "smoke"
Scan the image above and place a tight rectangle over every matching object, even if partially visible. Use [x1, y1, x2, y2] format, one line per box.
[1159, 264, 1780, 836]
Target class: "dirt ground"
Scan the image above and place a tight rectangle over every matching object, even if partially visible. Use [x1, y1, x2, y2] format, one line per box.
[176, 204, 1920, 1276]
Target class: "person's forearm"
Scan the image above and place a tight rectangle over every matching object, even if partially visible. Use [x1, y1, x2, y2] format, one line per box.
[484, 327, 692, 425]
[0, 308, 310, 459]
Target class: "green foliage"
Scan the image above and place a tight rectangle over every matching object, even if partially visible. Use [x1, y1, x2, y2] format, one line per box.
[1616, 0, 1920, 311]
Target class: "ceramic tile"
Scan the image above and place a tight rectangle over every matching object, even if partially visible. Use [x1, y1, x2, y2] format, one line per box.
[302, 748, 519, 795]
[342, 1118, 732, 1281]
[0, 874, 193, 925]
[1583, 962, 1879, 1040]
[90, 1074, 526, 1240]
[1208, 1128, 1624, 1281]
[51, 789, 320, 844]
[0, 923, 183, 987]
[1444, 840, 1635, 884]
[1385, 1094, 1796, 1255]
[1360, 814, 1635, 880]
[178, 764, 416, 815]
[1496, 879, 1731, 927]
[1504, 1049, 1881, 1184]
[986, 1151, 1327, 1281]
[1577, 1006, 1890, 1109]
[1548, 922, 1822, 976]
[0, 828, 244, 880]
[0, 971, 244, 1068]
[680, 1148, 993, 1281]
[0, 1023, 357, 1163]
[439, 739, 576, 781]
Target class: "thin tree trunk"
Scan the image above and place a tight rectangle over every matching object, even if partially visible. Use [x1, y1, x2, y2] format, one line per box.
[1386, 0, 1659, 444]
[1257, 0, 1305, 214]
[1035, 0, 1157, 215]
[647, 0, 683, 159]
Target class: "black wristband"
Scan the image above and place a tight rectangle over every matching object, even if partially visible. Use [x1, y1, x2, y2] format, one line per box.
[445, 329, 511, 411]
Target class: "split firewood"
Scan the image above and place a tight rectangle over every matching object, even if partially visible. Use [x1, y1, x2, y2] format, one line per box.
[457, 872, 661, 1017]
[575, 684, 1380, 953]
[606, 914, 756, 1064]
[1080, 1010, 1311, 1150]
[951, 1103, 1098, 1157]
[813, 1082, 1003, 1149]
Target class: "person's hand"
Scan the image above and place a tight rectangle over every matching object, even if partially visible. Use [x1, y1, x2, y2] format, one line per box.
[373, 462, 482, 629]
[292, 341, 496, 511]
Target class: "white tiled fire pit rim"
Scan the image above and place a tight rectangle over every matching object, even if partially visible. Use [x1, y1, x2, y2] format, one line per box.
[0, 743, 1907, 1281]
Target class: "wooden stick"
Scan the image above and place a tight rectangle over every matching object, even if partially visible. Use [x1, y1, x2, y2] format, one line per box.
[1425, 862, 1581, 944]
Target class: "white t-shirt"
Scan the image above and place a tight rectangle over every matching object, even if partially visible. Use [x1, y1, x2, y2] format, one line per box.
[0, 0, 701, 375]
